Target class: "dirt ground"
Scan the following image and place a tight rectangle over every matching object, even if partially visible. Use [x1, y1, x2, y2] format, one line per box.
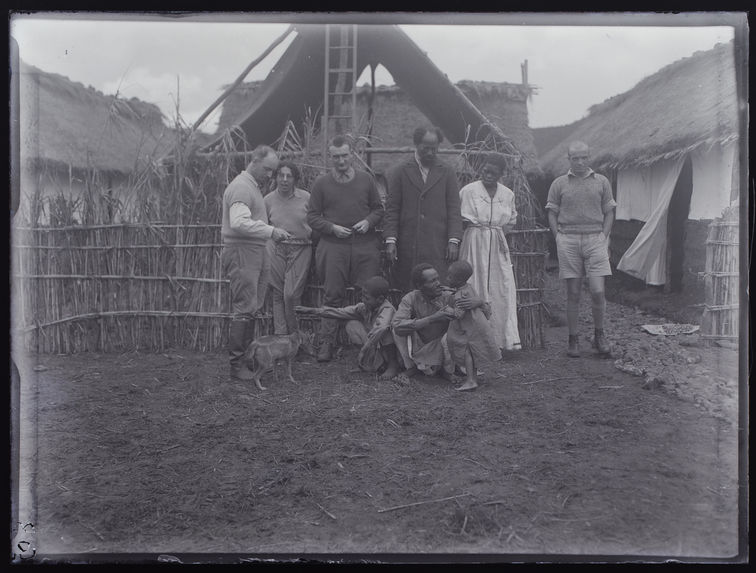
[15, 269, 744, 563]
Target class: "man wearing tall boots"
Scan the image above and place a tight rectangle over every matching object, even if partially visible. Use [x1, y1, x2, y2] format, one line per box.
[221, 145, 292, 380]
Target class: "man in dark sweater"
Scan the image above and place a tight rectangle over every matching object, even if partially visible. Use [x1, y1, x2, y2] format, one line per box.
[306, 136, 385, 362]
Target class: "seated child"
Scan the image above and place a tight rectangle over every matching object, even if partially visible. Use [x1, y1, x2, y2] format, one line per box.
[444, 260, 501, 391]
[295, 276, 401, 380]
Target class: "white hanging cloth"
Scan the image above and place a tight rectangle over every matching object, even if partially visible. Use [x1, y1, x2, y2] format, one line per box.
[616, 156, 686, 285]
[689, 142, 737, 220]
[616, 166, 655, 222]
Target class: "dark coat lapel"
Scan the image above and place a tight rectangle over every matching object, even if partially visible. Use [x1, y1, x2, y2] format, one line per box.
[423, 163, 445, 195]
[402, 158, 425, 193]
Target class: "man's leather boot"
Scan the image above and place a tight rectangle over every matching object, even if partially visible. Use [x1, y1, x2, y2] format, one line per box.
[229, 320, 255, 380]
[594, 329, 611, 355]
[567, 335, 580, 358]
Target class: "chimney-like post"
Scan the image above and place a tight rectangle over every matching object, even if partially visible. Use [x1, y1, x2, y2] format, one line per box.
[521, 59, 528, 86]
[520, 60, 528, 86]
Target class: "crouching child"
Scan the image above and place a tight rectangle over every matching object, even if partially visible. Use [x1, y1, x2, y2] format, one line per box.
[295, 276, 401, 380]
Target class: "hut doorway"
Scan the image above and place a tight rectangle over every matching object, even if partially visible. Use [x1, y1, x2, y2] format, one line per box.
[666, 154, 693, 292]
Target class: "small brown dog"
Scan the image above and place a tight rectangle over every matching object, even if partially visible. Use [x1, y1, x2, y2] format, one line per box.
[243, 330, 315, 390]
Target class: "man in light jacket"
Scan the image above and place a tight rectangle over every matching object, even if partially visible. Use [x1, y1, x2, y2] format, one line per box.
[221, 145, 291, 380]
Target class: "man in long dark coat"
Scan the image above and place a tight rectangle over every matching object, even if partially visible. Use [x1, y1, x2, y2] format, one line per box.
[383, 126, 463, 292]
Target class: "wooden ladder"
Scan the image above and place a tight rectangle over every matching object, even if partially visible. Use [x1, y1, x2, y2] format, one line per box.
[322, 24, 358, 161]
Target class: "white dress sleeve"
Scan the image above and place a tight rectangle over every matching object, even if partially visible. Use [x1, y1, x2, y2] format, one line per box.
[459, 182, 480, 224]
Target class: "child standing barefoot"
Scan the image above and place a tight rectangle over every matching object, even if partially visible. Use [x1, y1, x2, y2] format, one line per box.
[444, 260, 501, 391]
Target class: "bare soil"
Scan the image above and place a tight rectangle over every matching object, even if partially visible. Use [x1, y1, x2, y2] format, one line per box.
[18, 269, 743, 563]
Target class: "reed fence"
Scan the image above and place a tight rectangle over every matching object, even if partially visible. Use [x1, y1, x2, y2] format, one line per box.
[12, 223, 548, 353]
[700, 207, 740, 343]
[14, 112, 547, 353]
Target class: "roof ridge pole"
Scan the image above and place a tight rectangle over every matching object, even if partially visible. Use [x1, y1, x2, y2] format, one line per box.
[189, 24, 294, 136]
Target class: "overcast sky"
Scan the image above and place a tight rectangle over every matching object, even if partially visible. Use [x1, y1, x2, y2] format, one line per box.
[10, 12, 738, 133]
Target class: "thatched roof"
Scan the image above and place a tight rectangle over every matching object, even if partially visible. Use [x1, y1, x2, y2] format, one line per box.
[216, 78, 540, 173]
[19, 61, 176, 175]
[532, 121, 581, 158]
[539, 41, 739, 176]
[205, 24, 524, 157]
[455, 80, 534, 103]
[217, 80, 534, 124]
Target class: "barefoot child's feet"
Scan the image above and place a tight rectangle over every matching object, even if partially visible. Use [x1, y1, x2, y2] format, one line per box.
[456, 379, 478, 391]
[393, 367, 418, 385]
[379, 363, 400, 381]
[378, 351, 401, 381]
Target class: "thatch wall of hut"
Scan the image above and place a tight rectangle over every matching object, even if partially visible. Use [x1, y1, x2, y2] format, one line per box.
[19, 62, 173, 174]
[539, 41, 738, 175]
[18, 61, 180, 225]
[535, 41, 741, 300]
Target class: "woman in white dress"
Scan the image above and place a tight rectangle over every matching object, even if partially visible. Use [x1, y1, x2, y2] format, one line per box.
[458, 152, 521, 353]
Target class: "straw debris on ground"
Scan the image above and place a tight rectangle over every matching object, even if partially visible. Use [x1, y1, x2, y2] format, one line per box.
[23, 269, 740, 558]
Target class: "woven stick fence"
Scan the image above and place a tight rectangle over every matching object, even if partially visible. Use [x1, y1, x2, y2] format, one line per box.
[700, 206, 740, 343]
[13, 112, 547, 353]
[12, 222, 548, 353]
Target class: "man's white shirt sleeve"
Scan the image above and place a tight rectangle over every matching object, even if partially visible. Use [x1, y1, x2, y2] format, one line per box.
[229, 202, 274, 238]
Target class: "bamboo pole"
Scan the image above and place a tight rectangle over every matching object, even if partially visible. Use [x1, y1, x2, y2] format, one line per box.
[192, 147, 523, 161]
[9, 275, 229, 283]
[15, 223, 223, 232]
[15, 310, 239, 332]
[189, 25, 294, 136]
[13, 244, 224, 249]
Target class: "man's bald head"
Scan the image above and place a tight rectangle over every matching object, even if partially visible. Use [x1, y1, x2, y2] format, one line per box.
[567, 141, 590, 156]
[567, 141, 591, 176]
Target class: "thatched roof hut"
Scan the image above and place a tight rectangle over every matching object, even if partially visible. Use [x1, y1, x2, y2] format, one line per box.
[19, 61, 176, 176]
[18, 61, 182, 225]
[539, 40, 739, 175]
[538, 40, 741, 291]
